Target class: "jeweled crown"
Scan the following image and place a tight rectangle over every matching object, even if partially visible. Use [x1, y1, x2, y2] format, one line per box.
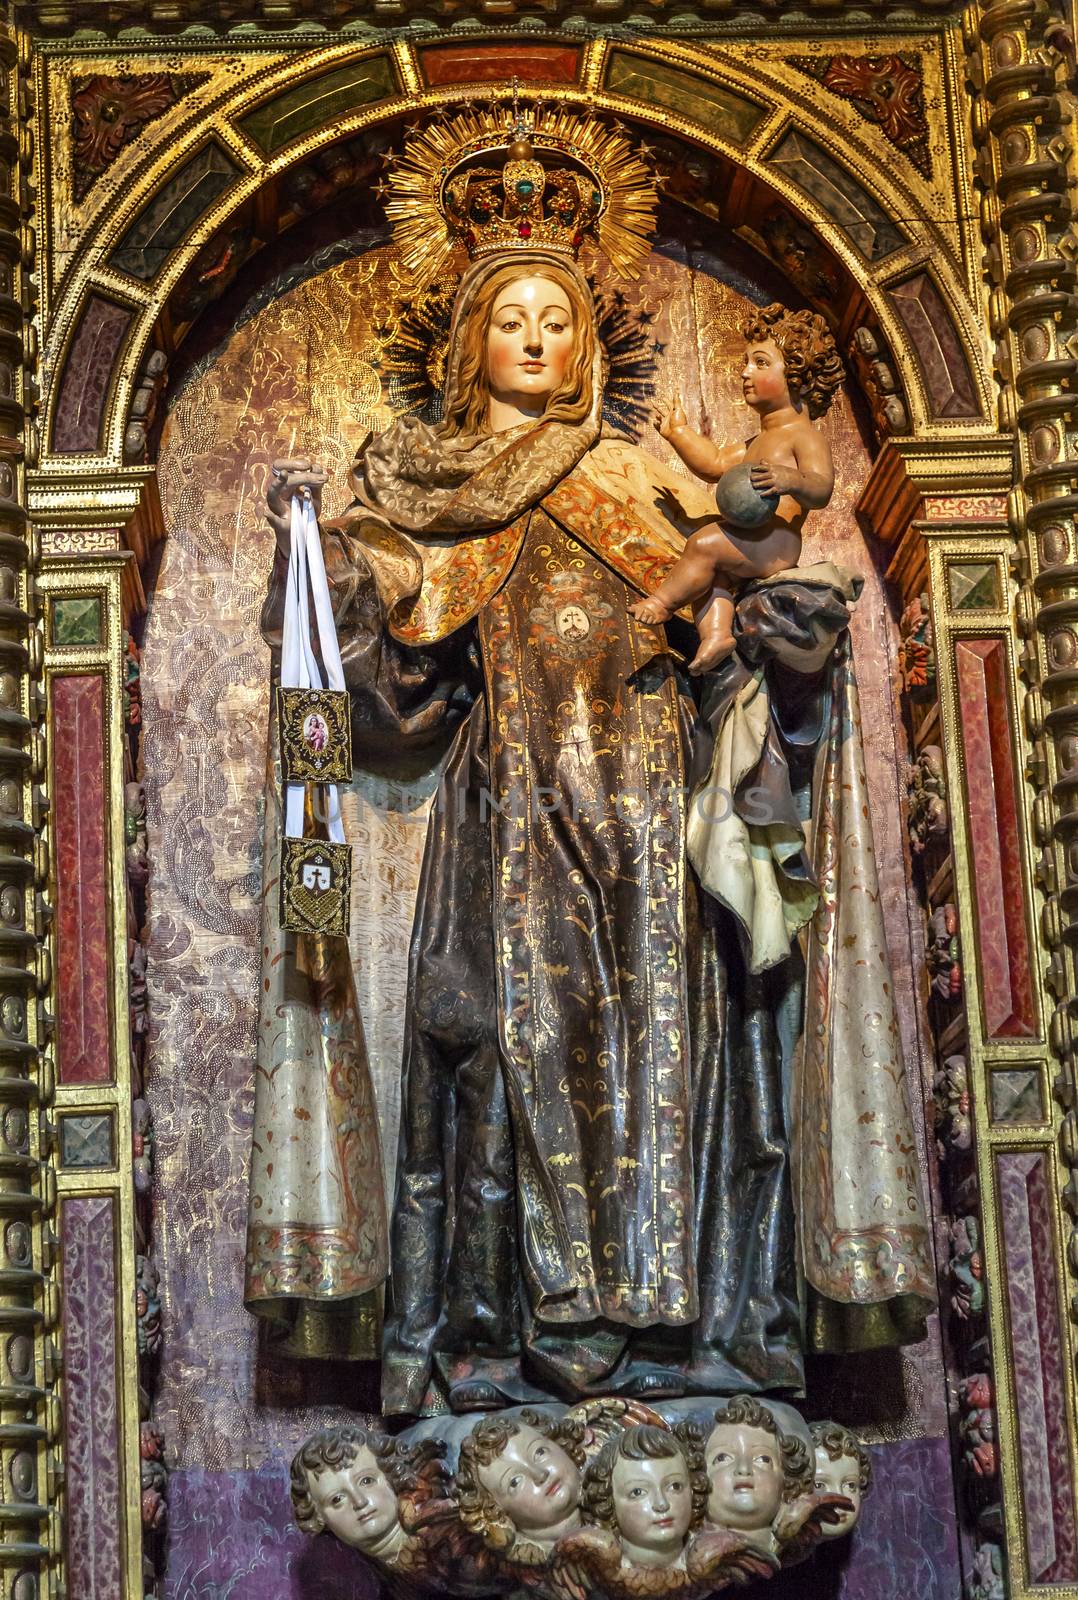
[385, 104, 657, 290]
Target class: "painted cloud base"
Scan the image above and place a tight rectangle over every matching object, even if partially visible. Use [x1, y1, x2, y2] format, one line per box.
[290, 1398, 870, 1598]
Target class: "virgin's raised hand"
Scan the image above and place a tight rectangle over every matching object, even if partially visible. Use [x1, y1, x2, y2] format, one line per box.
[265, 458, 328, 554]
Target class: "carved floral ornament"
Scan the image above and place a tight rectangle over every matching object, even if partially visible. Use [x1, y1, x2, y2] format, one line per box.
[290, 1400, 871, 1597]
[790, 53, 932, 176]
[70, 73, 207, 202]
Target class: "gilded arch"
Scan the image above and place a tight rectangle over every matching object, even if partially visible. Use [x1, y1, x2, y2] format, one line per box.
[32, 32, 994, 480]
[23, 11, 1076, 1600]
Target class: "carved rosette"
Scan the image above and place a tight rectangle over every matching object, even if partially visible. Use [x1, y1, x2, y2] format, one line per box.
[0, 17, 55, 1598]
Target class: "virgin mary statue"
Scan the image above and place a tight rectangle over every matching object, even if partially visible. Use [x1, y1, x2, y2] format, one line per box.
[244, 107, 933, 1418]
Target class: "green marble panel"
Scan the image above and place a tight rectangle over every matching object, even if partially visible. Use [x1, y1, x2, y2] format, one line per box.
[51, 595, 103, 648]
[239, 55, 397, 155]
[769, 129, 903, 261]
[605, 51, 765, 146]
[109, 143, 240, 282]
[948, 560, 1001, 611]
[990, 1068, 1045, 1126]
[59, 1111, 115, 1169]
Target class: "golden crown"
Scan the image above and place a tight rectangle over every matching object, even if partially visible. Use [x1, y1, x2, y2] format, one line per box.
[384, 105, 657, 290]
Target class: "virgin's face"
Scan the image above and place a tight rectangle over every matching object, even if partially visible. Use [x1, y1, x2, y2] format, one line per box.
[611, 1452, 693, 1562]
[310, 1447, 400, 1549]
[486, 276, 576, 410]
[705, 1424, 784, 1531]
[813, 1448, 863, 1538]
[475, 1422, 582, 1536]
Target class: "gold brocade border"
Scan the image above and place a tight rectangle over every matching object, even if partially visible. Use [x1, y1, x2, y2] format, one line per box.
[22, 9, 1076, 1599]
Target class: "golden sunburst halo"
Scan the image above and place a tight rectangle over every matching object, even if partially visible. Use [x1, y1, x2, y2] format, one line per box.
[384, 104, 658, 290]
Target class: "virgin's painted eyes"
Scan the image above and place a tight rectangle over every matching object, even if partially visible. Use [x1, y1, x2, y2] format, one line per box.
[629, 1486, 646, 1498]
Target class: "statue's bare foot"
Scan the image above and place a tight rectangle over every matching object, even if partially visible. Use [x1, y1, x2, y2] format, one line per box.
[688, 635, 736, 674]
[630, 597, 674, 625]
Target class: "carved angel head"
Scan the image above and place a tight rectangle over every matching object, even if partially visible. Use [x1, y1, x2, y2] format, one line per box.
[809, 1422, 872, 1540]
[290, 1424, 433, 1559]
[454, 1408, 586, 1554]
[702, 1399, 812, 1534]
[582, 1421, 708, 1569]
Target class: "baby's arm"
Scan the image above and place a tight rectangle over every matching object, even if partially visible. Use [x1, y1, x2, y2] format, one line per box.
[749, 424, 834, 509]
[658, 399, 744, 483]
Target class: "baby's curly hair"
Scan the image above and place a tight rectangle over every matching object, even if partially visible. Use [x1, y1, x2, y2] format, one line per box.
[809, 1421, 873, 1492]
[741, 303, 845, 419]
[706, 1398, 814, 1502]
[454, 1408, 587, 1552]
[290, 1424, 421, 1536]
[582, 1422, 709, 1535]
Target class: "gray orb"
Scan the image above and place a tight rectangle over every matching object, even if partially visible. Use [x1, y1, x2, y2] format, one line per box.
[715, 461, 780, 528]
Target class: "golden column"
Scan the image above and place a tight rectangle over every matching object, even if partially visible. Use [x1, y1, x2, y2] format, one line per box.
[0, 8, 60, 1600]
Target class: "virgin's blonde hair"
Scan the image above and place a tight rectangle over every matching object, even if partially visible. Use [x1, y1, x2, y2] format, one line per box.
[442, 259, 597, 437]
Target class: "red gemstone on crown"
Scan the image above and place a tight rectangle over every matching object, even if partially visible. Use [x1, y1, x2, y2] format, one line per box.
[518, 222, 532, 238]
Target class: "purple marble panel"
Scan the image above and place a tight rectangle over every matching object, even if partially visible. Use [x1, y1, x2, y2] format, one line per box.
[998, 1150, 1078, 1582]
[52, 295, 133, 453]
[61, 1195, 124, 1599]
[164, 1440, 956, 1600]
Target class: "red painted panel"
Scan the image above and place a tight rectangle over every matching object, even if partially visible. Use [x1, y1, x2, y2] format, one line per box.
[53, 673, 112, 1083]
[954, 637, 1037, 1038]
[419, 43, 581, 87]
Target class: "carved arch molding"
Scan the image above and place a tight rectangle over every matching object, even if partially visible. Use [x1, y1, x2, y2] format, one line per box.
[15, 11, 1078, 1600]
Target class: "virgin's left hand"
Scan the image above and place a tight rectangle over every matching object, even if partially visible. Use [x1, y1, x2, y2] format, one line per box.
[749, 462, 799, 497]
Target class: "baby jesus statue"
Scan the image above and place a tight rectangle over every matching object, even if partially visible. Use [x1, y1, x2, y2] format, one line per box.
[630, 304, 845, 673]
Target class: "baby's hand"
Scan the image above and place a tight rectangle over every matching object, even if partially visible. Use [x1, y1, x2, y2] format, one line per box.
[630, 596, 674, 625]
[656, 399, 690, 441]
[749, 461, 798, 497]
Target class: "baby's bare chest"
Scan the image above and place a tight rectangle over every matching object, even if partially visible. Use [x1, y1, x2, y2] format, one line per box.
[743, 426, 803, 466]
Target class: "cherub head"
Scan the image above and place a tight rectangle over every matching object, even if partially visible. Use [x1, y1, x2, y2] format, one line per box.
[739, 304, 844, 420]
[454, 1408, 586, 1553]
[703, 1398, 813, 1533]
[290, 1425, 420, 1559]
[582, 1422, 708, 1569]
[809, 1422, 872, 1539]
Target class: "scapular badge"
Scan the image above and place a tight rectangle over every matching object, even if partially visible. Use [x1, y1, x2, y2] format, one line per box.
[280, 838, 352, 939]
[277, 489, 353, 937]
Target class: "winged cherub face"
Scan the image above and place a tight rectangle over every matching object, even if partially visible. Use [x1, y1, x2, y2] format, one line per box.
[308, 1446, 401, 1552]
[704, 1422, 785, 1532]
[813, 1446, 863, 1538]
[610, 1447, 694, 1567]
[475, 1421, 582, 1538]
